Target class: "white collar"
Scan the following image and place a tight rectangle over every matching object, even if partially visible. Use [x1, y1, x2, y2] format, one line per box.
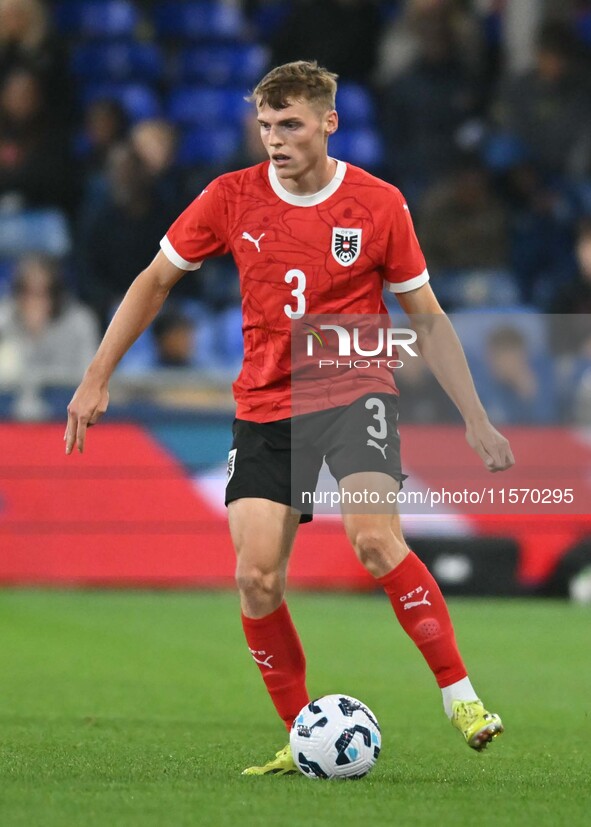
[268, 159, 346, 207]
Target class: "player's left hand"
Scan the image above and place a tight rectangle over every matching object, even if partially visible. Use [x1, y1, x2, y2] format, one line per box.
[64, 379, 109, 455]
[465, 418, 515, 472]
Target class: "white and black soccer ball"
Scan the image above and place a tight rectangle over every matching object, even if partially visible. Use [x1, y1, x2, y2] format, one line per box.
[290, 694, 381, 779]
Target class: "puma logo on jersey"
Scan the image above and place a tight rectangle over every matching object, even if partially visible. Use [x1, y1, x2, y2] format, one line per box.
[242, 231, 265, 253]
[367, 439, 388, 459]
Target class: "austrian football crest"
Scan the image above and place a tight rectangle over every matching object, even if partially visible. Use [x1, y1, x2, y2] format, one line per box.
[331, 228, 362, 266]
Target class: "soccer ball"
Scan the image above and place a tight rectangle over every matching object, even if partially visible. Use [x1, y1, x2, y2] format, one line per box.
[290, 694, 381, 779]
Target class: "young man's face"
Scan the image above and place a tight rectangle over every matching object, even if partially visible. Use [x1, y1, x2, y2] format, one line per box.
[256, 97, 337, 180]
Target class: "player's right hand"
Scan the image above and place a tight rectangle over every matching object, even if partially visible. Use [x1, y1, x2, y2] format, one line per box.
[64, 380, 109, 455]
[465, 418, 515, 473]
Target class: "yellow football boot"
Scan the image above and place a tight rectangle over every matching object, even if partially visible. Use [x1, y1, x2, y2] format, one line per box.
[242, 744, 298, 776]
[451, 700, 504, 751]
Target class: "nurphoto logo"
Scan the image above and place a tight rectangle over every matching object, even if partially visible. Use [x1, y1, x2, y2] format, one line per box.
[303, 322, 418, 369]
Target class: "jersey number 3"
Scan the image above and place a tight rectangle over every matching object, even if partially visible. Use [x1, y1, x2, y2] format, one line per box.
[284, 269, 306, 319]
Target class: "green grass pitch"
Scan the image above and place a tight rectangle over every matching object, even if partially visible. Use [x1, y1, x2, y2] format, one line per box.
[0, 591, 589, 827]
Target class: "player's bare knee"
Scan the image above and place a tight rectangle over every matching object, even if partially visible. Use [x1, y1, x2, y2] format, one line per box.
[354, 530, 392, 575]
[353, 529, 407, 577]
[235, 566, 284, 603]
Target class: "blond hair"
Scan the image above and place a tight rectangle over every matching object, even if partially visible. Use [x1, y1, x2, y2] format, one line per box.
[249, 60, 338, 112]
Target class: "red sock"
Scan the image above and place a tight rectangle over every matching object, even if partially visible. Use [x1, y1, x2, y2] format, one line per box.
[378, 551, 467, 688]
[241, 601, 309, 730]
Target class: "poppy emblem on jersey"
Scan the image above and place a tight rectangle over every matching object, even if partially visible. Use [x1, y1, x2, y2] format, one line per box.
[332, 228, 362, 266]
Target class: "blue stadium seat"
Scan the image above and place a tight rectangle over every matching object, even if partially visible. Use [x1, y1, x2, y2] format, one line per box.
[71, 43, 165, 82]
[379, 1, 404, 23]
[450, 307, 548, 367]
[0, 210, 72, 258]
[216, 305, 244, 366]
[0, 260, 16, 299]
[575, 10, 591, 45]
[177, 126, 241, 165]
[436, 270, 522, 310]
[336, 83, 376, 126]
[167, 87, 250, 126]
[483, 133, 530, 172]
[55, 1, 138, 39]
[176, 43, 269, 86]
[251, 0, 291, 37]
[329, 129, 384, 169]
[153, 2, 247, 41]
[117, 329, 157, 373]
[82, 83, 162, 121]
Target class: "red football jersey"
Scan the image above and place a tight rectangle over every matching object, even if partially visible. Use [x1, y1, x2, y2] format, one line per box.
[161, 160, 428, 422]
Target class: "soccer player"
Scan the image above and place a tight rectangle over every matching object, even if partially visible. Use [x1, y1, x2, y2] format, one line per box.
[65, 61, 514, 775]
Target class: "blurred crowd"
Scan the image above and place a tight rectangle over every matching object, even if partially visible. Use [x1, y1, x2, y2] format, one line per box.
[1, 0, 591, 424]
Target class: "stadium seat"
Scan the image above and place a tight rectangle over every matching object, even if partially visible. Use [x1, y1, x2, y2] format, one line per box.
[153, 2, 247, 41]
[434, 269, 522, 309]
[450, 306, 549, 367]
[55, 0, 138, 39]
[117, 329, 157, 373]
[71, 43, 165, 82]
[0, 260, 16, 299]
[336, 83, 376, 126]
[177, 126, 240, 165]
[176, 44, 269, 86]
[82, 83, 162, 121]
[575, 10, 591, 44]
[0, 210, 72, 258]
[216, 305, 244, 366]
[483, 133, 530, 172]
[250, 0, 291, 37]
[193, 325, 216, 369]
[167, 87, 250, 126]
[329, 129, 384, 169]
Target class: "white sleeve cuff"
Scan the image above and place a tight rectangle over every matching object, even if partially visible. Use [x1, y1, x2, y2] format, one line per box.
[385, 268, 430, 293]
[160, 235, 203, 271]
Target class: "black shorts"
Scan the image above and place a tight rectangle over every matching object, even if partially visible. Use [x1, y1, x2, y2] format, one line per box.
[225, 392, 407, 522]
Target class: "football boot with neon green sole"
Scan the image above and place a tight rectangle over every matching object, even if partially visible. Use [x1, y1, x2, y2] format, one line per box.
[242, 744, 298, 776]
[451, 700, 504, 751]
